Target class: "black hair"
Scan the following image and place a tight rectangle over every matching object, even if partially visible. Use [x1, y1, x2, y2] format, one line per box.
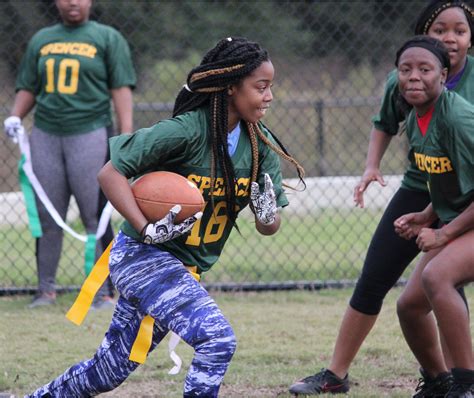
[395, 35, 450, 115]
[172, 37, 304, 225]
[414, 0, 474, 39]
[395, 35, 451, 72]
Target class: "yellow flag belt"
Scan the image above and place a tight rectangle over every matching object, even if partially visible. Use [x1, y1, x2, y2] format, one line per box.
[66, 240, 200, 364]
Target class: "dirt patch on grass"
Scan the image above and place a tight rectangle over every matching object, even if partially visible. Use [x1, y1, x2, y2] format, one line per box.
[377, 375, 416, 391]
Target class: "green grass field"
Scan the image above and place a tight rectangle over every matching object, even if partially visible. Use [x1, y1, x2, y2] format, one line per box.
[3, 287, 473, 397]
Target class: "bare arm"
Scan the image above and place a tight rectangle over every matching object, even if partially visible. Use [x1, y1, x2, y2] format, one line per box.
[353, 127, 393, 208]
[438, 201, 474, 243]
[111, 86, 133, 134]
[364, 127, 393, 170]
[414, 202, 474, 251]
[97, 161, 147, 234]
[11, 90, 36, 118]
[394, 203, 437, 240]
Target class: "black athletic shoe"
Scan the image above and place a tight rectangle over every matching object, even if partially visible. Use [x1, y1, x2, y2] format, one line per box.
[445, 368, 474, 398]
[445, 382, 474, 397]
[289, 368, 349, 395]
[412, 368, 452, 398]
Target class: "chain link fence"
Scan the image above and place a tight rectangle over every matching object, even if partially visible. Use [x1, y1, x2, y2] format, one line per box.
[0, 0, 435, 293]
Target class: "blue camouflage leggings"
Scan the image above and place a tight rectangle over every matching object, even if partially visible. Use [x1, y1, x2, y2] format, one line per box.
[28, 231, 236, 397]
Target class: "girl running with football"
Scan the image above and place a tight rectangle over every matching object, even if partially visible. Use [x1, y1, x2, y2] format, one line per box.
[27, 36, 303, 398]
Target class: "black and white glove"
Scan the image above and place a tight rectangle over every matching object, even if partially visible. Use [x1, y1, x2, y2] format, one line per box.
[4, 116, 23, 144]
[250, 173, 277, 225]
[141, 205, 202, 245]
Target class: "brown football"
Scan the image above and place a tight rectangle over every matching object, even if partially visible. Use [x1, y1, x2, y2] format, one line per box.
[131, 171, 205, 223]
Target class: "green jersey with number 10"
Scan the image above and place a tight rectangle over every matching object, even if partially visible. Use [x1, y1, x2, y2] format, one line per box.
[16, 21, 136, 135]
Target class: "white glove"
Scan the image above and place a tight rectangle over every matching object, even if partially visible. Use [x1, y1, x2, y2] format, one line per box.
[4, 116, 23, 144]
[141, 205, 202, 245]
[250, 173, 277, 225]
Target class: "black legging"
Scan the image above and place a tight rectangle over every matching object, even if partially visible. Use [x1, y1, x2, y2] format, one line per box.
[350, 187, 467, 315]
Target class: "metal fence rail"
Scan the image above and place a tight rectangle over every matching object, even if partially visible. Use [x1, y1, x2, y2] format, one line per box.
[0, 1, 432, 293]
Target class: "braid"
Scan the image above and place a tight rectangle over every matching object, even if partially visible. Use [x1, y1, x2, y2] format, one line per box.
[173, 37, 269, 117]
[172, 37, 305, 227]
[414, 1, 474, 38]
[172, 37, 270, 224]
[246, 123, 259, 185]
[211, 92, 239, 224]
[253, 123, 306, 188]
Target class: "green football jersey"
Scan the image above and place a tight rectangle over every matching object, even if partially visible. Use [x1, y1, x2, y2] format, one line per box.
[372, 55, 474, 192]
[16, 21, 136, 135]
[405, 91, 474, 223]
[110, 107, 289, 272]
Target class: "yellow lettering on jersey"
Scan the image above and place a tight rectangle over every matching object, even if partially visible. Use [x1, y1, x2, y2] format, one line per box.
[188, 175, 251, 197]
[439, 157, 453, 173]
[414, 152, 453, 174]
[40, 43, 53, 56]
[425, 157, 432, 173]
[54, 43, 67, 54]
[40, 42, 97, 59]
[236, 177, 250, 197]
[199, 176, 212, 194]
[70, 43, 82, 55]
[188, 174, 201, 187]
[414, 153, 425, 171]
[213, 178, 225, 196]
[85, 45, 97, 58]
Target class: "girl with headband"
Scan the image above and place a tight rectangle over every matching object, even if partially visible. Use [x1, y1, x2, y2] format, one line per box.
[394, 35, 474, 398]
[290, 1, 474, 396]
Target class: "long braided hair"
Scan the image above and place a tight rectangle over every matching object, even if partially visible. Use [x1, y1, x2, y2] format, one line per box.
[173, 37, 304, 225]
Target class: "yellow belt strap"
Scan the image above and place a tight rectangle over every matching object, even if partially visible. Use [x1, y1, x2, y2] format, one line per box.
[66, 241, 200, 364]
[129, 266, 200, 363]
[129, 314, 155, 363]
[66, 241, 113, 326]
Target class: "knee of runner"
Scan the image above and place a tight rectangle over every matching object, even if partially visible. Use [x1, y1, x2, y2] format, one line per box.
[212, 324, 237, 358]
[197, 322, 237, 361]
[396, 294, 412, 319]
[421, 264, 443, 298]
[349, 297, 382, 316]
[349, 276, 388, 315]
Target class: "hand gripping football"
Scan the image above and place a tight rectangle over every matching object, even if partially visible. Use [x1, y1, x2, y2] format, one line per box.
[131, 171, 205, 223]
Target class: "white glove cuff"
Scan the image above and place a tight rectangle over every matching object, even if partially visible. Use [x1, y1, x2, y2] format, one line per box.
[4, 115, 21, 128]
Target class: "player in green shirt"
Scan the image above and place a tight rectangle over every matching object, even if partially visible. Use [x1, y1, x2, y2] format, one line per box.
[27, 37, 304, 398]
[109, 106, 290, 272]
[290, 2, 474, 395]
[3, 0, 136, 308]
[394, 35, 474, 398]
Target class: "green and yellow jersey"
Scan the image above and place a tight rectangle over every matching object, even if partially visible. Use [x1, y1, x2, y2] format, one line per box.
[405, 91, 474, 224]
[110, 107, 288, 272]
[372, 55, 474, 192]
[16, 21, 136, 135]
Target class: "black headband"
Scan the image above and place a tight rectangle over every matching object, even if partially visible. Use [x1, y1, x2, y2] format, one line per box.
[395, 36, 451, 74]
[414, 1, 474, 38]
